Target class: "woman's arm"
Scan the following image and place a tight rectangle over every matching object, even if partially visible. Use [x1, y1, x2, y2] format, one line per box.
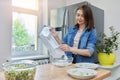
[60, 44, 91, 57]
[69, 47, 91, 56]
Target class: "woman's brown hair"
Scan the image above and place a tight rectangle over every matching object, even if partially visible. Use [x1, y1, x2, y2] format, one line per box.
[75, 5, 94, 31]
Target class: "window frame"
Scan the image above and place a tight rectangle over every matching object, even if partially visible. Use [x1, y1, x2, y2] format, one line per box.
[11, 0, 48, 59]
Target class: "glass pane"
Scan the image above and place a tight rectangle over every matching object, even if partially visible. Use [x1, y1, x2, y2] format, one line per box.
[12, 12, 37, 52]
[12, 0, 39, 10]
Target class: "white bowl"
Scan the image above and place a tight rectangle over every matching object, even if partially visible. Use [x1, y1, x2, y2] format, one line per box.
[75, 63, 99, 69]
[52, 56, 73, 67]
[67, 68, 97, 79]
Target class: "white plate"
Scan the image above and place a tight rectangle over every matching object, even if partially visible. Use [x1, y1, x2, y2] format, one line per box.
[67, 68, 97, 79]
[75, 63, 99, 69]
[99, 63, 120, 69]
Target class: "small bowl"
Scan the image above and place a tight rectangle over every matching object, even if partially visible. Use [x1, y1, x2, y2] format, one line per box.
[52, 56, 73, 67]
[2, 60, 38, 80]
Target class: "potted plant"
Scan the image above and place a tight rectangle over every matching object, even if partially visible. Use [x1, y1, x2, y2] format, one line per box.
[96, 26, 120, 66]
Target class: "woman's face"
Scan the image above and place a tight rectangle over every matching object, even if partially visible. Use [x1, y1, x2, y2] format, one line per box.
[76, 9, 86, 26]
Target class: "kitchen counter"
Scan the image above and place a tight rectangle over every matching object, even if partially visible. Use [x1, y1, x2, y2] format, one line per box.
[0, 64, 111, 80]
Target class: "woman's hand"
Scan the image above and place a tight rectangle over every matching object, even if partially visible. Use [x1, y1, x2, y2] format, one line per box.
[49, 28, 61, 45]
[60, 44, 71, 52]
[49, 28, 57, 37]
[60, 44, 78, 54]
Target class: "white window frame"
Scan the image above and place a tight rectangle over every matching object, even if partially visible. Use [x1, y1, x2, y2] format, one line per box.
[11, 0, 49, 60]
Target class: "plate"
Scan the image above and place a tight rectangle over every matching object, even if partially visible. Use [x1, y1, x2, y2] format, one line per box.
[67, 68, 97, 79]
[75, 63, 99, 69]
[99, 63, 120, 69]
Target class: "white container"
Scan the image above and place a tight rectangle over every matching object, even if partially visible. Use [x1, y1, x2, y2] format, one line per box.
[52, 56, 73, 67]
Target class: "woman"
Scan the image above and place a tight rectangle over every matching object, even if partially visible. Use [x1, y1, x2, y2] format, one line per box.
[50, 5, 97, 63]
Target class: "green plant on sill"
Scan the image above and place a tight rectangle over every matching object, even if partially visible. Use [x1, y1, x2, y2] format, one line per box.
[96, 26, 120, 55]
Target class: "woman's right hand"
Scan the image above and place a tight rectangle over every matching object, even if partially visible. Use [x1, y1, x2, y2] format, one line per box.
[60, 44, 71, 52]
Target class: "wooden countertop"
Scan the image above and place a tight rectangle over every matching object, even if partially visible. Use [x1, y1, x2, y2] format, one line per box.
[0, 64, 111, 80]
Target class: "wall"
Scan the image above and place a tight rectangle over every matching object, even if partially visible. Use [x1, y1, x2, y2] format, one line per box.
[65, 0, 120, 63]
[47, 0, 66, 25]
[48, 0, 66, 9]
[0, 0, 12, 71]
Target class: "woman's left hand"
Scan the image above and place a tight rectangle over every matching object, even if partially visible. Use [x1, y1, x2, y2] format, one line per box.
[59, 44, 70, 52]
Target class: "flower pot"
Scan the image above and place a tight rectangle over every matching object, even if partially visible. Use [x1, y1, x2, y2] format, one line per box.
[98, 52, 115, 66]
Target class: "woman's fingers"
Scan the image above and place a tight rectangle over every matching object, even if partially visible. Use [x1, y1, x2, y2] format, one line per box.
[60, 44, 70, 51]
[49, 28, 57, 37]
[49, 28, 55, 32]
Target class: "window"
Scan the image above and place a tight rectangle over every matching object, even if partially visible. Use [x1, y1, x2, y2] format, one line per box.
[12, 0, 38, 10]
[12, 0, 48, 59]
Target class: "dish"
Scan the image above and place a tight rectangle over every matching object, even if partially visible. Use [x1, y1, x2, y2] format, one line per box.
[75, 63, 99, 69]
[52, 57, 73, 67]
[67, 68, 97, 79]
[99, 63, 120, 69]
[52, 60, 72, 67]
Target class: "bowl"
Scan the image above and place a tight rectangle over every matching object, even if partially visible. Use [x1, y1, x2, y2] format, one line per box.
[2, 60, 37, 80]
[75, 63, 99, 69]
[67, 68, 97, 79]
[52, 56, 73, 67]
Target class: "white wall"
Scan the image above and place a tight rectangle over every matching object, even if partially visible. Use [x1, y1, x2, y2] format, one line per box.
[48, 0, 66, 9]
[65, 0, 120, 63]
[0, 0, 12, 71]
[47, 0, 66, 25]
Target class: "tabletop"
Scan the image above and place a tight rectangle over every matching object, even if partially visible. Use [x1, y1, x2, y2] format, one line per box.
[0, 64, 111, 80]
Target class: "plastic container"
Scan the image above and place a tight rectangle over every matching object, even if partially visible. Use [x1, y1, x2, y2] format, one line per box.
[52, 56, 73, 67]
[2, 60, 37, 80]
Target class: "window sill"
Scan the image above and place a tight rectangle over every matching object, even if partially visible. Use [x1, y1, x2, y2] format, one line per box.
[12, 55, 49, 61]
